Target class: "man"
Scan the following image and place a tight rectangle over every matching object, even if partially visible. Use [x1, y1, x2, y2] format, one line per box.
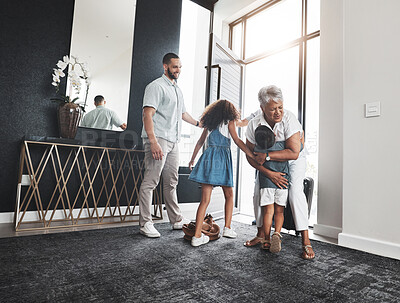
[244, 85, 315, 260]
[139, 53, 200, 238]
[80, 95, 127, 130]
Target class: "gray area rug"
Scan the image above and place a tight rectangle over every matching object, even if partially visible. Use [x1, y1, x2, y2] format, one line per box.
[0, 221, 399, 302]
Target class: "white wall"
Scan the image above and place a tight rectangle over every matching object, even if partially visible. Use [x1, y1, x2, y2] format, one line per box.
[340, 0, 400, 259]
[318, 0, 400, 259]
[313, 0, 343, 239]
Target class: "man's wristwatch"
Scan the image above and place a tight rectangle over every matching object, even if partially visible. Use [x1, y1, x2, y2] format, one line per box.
[266, 152, 271, 162]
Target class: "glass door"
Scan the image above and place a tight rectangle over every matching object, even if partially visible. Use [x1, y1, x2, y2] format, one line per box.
[205, 35, 244, 218]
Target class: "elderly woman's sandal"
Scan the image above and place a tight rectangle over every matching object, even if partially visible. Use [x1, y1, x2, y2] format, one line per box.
[302, 245, 315, 260]
[244, 237, 264, 247]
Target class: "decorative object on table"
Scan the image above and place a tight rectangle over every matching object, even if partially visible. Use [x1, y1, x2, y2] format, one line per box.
[182, 214, 220, 241]
[51, 55, 90, 138]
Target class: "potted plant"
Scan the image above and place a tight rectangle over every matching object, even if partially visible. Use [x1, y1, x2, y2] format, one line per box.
[51, 55, 90, 139]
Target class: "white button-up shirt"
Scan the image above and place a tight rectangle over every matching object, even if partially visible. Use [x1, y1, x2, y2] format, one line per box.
[141, 74, 186, 143]
[80, 106, 123, 130]
[246, 109, 302, 144]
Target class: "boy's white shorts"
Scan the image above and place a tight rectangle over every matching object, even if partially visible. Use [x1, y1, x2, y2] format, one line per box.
[259, 188, 288, 207]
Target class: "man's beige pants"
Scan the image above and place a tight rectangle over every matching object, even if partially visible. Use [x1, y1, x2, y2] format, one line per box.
[139, 138, 183, 227]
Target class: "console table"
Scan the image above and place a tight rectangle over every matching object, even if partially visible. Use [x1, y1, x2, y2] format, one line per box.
[14, 138, 163, 231]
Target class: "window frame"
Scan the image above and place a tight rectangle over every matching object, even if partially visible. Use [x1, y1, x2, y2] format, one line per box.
[228, 0, 320, 128]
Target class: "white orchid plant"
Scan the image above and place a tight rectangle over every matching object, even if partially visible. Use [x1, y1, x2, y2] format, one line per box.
[51, 55, 90, 108]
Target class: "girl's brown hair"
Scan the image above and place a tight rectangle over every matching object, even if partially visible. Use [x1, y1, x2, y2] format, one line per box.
[200, 99, 240, 131]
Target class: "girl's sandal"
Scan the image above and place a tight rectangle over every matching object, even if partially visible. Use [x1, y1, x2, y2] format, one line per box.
[302, 245, 315, 260]
[244, 237, 264, 247]
[261, 240, 271, 250]
[269, 232, 282, 253]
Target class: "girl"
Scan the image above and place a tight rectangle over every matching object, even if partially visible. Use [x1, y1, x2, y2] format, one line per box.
[188, 99, 258, 247]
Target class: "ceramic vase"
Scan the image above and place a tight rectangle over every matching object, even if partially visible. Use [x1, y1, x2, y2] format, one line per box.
[57, 103, 82, 139]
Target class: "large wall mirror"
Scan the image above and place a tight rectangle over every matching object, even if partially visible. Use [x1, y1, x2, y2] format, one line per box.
[70, 0, 136, 131]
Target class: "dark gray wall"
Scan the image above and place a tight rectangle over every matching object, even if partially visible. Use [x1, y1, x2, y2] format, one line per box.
[127, 0, 183, 142]
[0, 0, 75, 212]
[0, 0, 213, 213]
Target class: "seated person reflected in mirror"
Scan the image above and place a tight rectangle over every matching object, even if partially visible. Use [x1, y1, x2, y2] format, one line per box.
[254, 125, 290, 253]
[80, 95, 127, 130]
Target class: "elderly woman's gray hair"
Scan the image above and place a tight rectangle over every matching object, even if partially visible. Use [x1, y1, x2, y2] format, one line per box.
[258, 85, 284, 106]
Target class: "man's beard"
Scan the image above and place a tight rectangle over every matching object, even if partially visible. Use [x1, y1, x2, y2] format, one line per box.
[167, 67, 179, 80]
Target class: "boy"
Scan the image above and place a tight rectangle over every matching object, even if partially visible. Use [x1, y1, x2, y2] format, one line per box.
[254, 125, 290, 253]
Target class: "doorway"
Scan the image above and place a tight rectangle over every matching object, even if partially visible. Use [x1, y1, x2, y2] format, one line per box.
[229, 0, 320, 226]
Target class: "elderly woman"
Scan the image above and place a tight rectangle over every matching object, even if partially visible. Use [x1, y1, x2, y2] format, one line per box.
[243, 85, 315, 260]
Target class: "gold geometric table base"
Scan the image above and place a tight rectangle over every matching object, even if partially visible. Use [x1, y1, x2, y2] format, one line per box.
[14, 140, 163, 231]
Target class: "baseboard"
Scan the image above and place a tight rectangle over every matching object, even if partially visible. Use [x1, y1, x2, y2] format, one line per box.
[0, 212, 14, 224]
[174, 203, 235, 222]
[3, 203, 201, 225]
[338, 232, 400, 260]
[3, 203, 237, 227]
[4, 206, 141, 227]
[177, 202, 199, 214]
[313, 223, 342, 239]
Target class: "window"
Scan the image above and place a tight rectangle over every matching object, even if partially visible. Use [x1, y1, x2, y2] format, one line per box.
[230, 0, 320, 224]
[231, 23, 242, 58]
[245, 0, 301, 59]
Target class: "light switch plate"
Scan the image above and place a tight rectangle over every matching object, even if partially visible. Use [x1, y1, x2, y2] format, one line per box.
[365, 102, 380, 118]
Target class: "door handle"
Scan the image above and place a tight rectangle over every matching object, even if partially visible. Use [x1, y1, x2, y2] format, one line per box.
[206, 64, 221, 100]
